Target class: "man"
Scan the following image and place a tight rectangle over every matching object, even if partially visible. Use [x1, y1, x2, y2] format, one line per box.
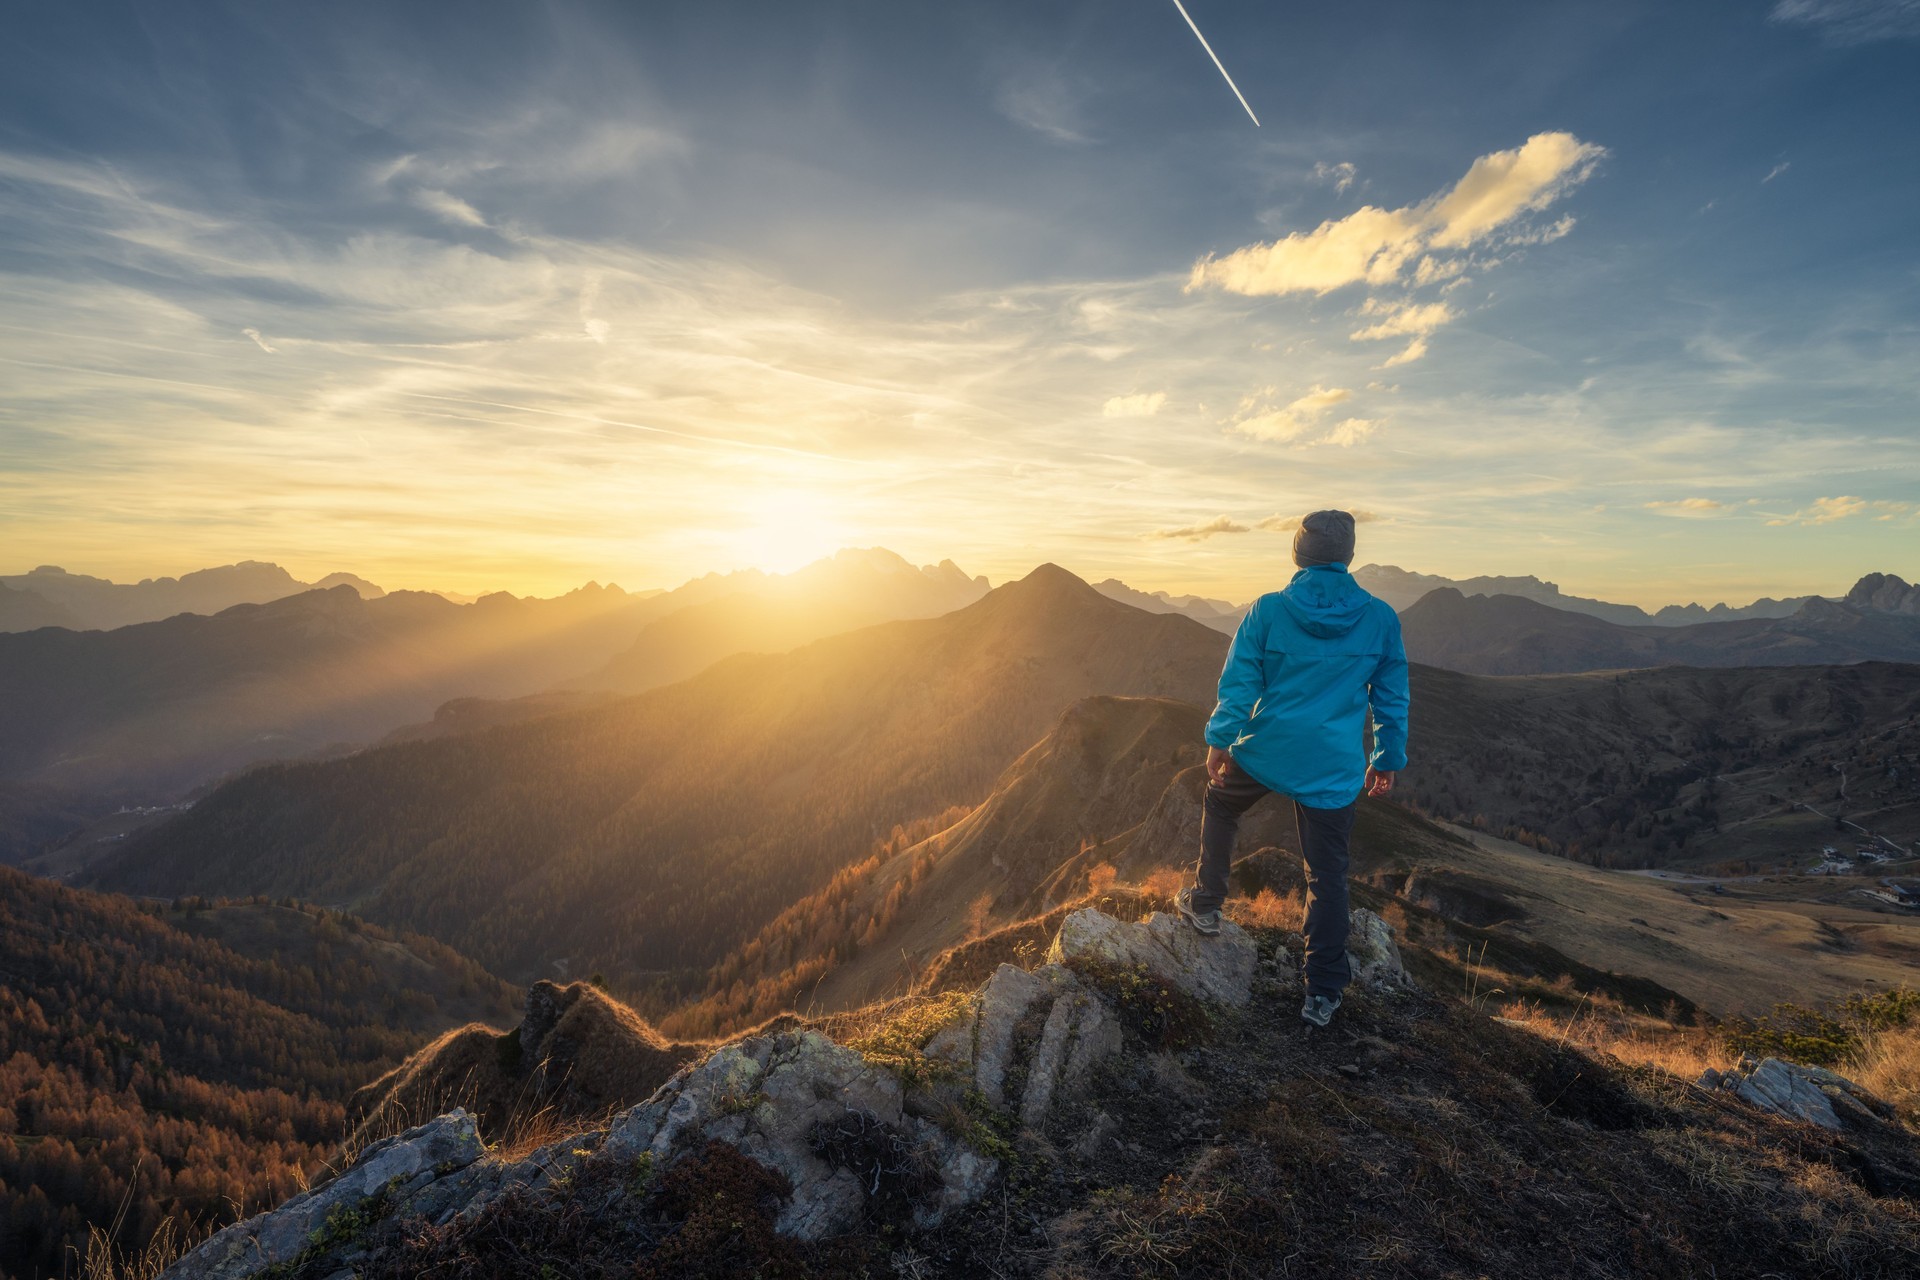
[1173, 509, 1409, 1029]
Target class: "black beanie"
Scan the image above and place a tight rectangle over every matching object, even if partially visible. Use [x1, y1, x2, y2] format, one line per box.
[1292, 509, 1356, 568]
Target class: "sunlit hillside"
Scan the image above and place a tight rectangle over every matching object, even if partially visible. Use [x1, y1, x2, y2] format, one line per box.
[0, 866, 515, 1280]
[92, 566, 1227, 989]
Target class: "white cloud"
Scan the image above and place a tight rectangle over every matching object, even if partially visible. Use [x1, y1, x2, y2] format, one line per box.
[1765, 495, 1912, 525]
[1189, 132, 1605, 298]
[1311, 161, 1357, 193]
[1377, 338, 1429, 368]
[1103, 391, 1167, 418]
[1350, 299, 1455, 342]
[1644, 497, 1728, 517]
[412, 188, 487, 227]
[1145, 515, 1250, 541]
[241, 327, 277, 354]
[1233, 385, 1352, 442]
[1317, 418, 1379, 448]
[1771, 1, 1920, 45]
[1763, 161, 1792, 183]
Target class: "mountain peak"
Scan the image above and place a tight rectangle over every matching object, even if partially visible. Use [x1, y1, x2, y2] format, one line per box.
[1845, 572, 1919, 614]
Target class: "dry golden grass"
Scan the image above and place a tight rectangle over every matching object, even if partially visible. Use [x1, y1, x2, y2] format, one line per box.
[1489, 994, 1732, 1082]
[1225, 887, 1302, 931]
[1137, 866, 1186, 904]
[77, 1219, 192, 1280]
[1845, 1025, 1920, 1120]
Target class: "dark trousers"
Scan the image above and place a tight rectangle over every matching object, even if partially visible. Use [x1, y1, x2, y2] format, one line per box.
[1192, 759, 1357, 999]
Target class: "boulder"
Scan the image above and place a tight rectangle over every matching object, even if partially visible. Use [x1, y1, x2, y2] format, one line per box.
[1700, 1055, 1887, 1132]
[164, 1110, 484, 1280]
[1047, 908, 1257, 1007]
[1347, 907, 1412, 991]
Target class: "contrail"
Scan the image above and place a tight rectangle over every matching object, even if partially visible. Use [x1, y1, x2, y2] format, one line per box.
[1169, 0, 1260, 127]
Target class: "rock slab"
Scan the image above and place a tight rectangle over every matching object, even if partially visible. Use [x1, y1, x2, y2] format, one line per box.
[165, 1110, 484, 1280]
[1047, 908, 1257, 1007]
[1698, 1056, 1888, 1132]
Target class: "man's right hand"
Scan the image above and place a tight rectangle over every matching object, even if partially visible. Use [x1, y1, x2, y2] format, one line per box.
[1206, 746, 1234, 784]
[1365, 768, 1397, 797]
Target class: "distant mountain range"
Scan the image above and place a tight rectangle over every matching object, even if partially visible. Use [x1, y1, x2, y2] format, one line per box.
[86, 562, 1920, 1002]
[1401, 573, 1920, 675]
[1091, 563, 1836, 633]
[0, 561, 388, 632]
[0, 549, 992, 862]
[1089, 580, 1245, 633]
[1350, 563, 1819, 625]
[90, 566, 1227, 987]
[572, 548, 988, 693]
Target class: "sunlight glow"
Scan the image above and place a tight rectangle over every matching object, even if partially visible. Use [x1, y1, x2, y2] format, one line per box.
[725, 489, 856, 575]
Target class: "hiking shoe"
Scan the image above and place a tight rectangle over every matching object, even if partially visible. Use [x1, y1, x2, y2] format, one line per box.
[1300, 993, 1342, 1028]
[1173, 888, 1222, 936]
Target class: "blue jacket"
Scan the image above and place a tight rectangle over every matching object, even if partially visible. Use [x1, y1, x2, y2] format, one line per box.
[1204, 563, 1409, 809]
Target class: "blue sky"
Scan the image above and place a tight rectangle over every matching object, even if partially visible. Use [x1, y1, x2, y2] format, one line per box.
[0, 0, 1914, 604]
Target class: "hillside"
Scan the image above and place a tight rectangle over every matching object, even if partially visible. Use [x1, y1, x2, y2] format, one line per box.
[93, 566, 1228, 991]
[1406, 660, 1920, 868]
[1402, 578, 1920, 675]
[0, 867, 516, 1280]
[673, 689, 1919, 1037]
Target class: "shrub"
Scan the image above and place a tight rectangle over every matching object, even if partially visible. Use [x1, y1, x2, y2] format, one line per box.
[847, 990, 973, 1087]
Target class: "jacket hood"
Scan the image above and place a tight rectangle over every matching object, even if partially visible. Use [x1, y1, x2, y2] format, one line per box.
[1278, 563, 1371, 638]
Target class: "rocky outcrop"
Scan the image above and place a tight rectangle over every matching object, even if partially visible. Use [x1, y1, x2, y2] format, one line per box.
[163, 905, 1413, 1277]
[1697, 1056, 1891, 1131]
[1348, 907, 1413, 991]
[166, 1110, 485, 1279]
[1047, 907, 1258, 1006]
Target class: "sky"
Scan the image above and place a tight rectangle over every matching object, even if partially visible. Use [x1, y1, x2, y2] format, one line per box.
[1, 0, 1915, 607]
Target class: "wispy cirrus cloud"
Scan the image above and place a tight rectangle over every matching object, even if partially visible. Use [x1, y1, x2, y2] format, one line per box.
[1103, 391, 1167, 418]
[1144, 507, 1379, 541]
[1645, 497, 1729, 517]
[1310, 161, 1357, 194]
[1771, 0, 1920, 45]
[1146, 515, 1250, 541]
[1764, 495, 1913, 525]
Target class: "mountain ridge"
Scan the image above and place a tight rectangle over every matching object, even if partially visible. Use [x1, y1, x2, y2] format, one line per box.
[1402, 577, 1920, 675]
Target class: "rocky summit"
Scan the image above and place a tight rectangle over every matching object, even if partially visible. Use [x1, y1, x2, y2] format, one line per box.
[160, 905, 1920, 1279]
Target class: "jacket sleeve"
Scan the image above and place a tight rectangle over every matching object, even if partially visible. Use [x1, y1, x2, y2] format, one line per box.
[1367, 608, 1410, 772]
[1204, 604, 1268, 749]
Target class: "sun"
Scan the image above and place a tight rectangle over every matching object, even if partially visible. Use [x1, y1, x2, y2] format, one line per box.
[725, 488, 854, 574]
